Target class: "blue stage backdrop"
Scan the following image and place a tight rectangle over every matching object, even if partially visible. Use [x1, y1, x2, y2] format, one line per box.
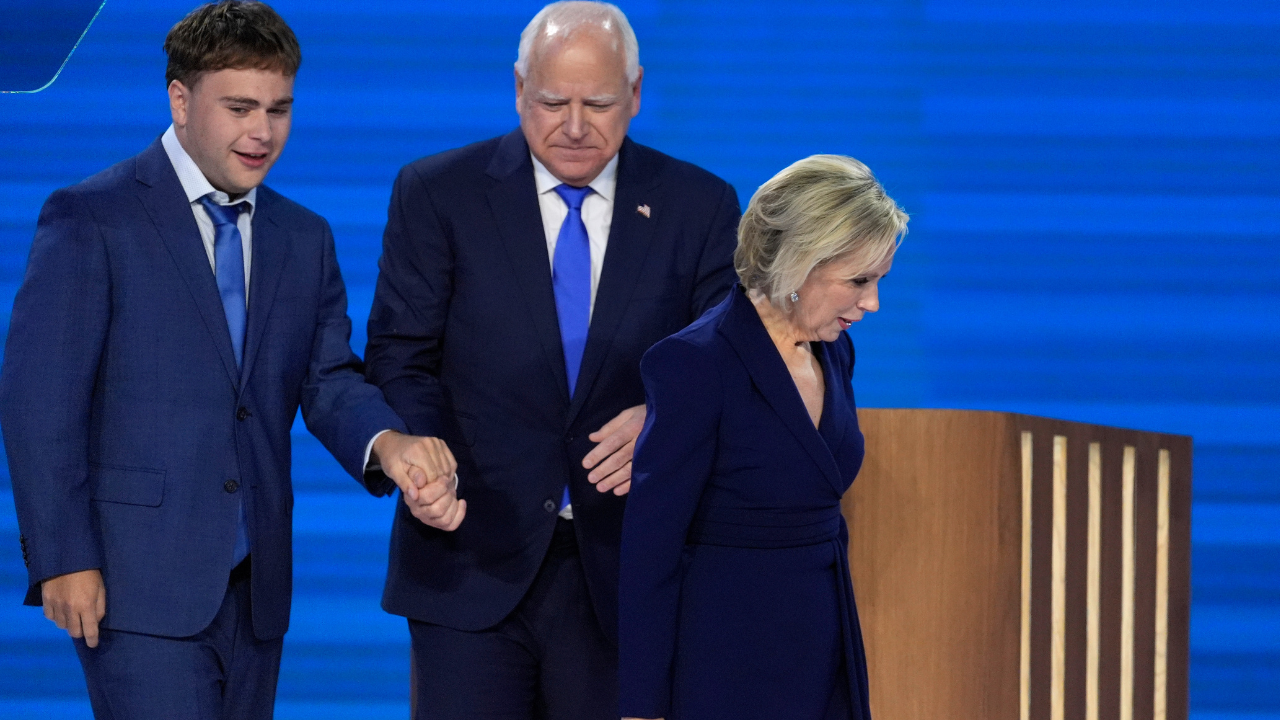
[1, 1, 1276, 718]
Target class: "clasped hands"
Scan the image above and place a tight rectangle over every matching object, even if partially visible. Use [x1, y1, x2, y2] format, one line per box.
[373, 430, 467, 532]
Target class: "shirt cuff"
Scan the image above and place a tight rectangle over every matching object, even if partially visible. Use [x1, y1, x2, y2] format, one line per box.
[364, 429, 394, 472]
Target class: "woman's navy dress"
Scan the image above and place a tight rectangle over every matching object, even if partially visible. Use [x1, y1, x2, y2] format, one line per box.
[619, 287, 872, 720]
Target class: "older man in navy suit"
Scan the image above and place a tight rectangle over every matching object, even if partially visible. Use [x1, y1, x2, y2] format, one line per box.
[0, 2, 463, 717]
[364, 2, 740, 717]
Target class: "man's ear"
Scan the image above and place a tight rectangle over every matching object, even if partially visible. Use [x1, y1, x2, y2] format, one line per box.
[630, 67, 644, 118]
[514, 69, 526, 114]
[168, 79, 190, 127]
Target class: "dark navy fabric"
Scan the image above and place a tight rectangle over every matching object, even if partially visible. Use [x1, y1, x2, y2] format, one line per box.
[407, 519, 617, 720]
[73, 561, 282, 720]
[364, 127, 740, 646]
[0, 137, 407, 642]
[619, 286, 871, 720]
[363, 127, 742, 638]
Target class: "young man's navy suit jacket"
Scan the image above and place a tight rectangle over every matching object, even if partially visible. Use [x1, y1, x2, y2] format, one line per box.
[365, 129, 740, 642]
[0, 138, 406, 640]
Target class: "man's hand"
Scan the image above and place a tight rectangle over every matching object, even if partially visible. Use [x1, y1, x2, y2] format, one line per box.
[582, 404, 646, 496]
[42, 569, 106, 648]
[373, 431, 467, 531]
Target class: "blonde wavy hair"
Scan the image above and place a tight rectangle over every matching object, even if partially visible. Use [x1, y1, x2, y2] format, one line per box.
[735, 154, 908, 309]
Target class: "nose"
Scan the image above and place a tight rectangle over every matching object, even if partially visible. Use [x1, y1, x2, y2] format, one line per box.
[858, 283, 880, 314]
[247, 110, 273, 144]
[563, 103, 588, 140]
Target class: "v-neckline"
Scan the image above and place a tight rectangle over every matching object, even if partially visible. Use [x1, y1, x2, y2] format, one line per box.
[813, 342, 836, 434]
[717, 286, 845, 490]
[798, 341, 830, 432]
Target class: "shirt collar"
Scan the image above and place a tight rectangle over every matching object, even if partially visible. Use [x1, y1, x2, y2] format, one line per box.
[161, 125, 257, 211]
[530, 151, 619, 204]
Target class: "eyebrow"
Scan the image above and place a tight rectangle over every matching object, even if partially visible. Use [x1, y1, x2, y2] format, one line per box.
[220, 96, 294, 108]
[530, 90, 621, 104]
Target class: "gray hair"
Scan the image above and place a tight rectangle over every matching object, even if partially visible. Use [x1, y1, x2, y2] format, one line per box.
[735, 155, 909, 309]
[515, 1, 640, 84]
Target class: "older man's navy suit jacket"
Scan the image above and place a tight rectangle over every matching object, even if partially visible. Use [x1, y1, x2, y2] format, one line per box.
[0, 138, 406, 640]
[365, 129, 740, 642]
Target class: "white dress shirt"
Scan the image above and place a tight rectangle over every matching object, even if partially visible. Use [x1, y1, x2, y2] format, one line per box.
[531, 152, 619, 518]
[161, 125, 387, 472]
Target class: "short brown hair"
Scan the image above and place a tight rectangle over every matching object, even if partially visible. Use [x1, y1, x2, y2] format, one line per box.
[164, 1, 301, 88]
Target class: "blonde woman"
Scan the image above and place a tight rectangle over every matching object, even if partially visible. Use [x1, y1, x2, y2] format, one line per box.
[619, 155, 907, 720]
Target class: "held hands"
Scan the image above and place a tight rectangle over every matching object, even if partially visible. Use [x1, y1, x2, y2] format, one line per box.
[374, 431, 466, 531]
[582, 404, 646, 496]
[42, 568, 106, 648]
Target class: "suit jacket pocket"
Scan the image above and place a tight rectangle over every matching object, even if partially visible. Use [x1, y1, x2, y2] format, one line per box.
[90, 464, 165, 507]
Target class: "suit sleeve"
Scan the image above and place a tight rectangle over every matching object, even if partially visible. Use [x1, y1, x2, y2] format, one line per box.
[298, 218, 407, 496]
[690, 180, 741, 318]
[363, 164, 453, 439]
[0, 188, 109, 600]
[618, 336, 723, 718]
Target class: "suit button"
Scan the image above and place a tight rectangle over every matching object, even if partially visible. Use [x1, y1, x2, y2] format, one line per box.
[236, 407, 250, 421]
[224, 479, 240, 493]
[544, 499, 557, 513]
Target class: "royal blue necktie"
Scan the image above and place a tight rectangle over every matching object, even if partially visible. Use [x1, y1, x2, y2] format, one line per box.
[200, 195, 251, 566]
[552, 184, 593, 512]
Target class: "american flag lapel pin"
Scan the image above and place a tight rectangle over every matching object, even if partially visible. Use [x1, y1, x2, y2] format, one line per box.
[636, 204, 651, 218]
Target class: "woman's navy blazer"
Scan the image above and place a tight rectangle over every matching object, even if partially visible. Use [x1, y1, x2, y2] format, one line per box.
[619, 286, 873, 720]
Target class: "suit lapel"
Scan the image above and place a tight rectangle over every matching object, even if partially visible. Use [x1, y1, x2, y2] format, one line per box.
[134, 139, 240, 388]
[567, 139, 659, 425]
[717, 288, 842, 488]
[485, 130, 571, 407]
[238, 188, 289, 392]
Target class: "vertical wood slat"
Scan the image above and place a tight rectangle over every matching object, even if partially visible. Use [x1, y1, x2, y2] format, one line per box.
[1154, 450, 1171, 720]
[1120, 446, 1137, 720]
[1087, 442, 1102, 720]
[1051, 436, 1068, 720]
[1021, 431, 1034, 720]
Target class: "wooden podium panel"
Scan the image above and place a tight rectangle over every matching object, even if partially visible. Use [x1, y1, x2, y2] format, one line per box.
[844, 410, 1191, 720]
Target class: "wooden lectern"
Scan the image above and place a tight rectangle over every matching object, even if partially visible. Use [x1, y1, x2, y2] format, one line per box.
[844, 409, 1191, 720]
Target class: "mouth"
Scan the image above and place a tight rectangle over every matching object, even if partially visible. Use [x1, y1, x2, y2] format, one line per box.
[551, 145, 600, 156]
[838, 317, 854, 329]
[233, 150, 269, 169]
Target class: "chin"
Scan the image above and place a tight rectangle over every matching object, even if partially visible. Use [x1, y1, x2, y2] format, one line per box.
[549, 158, 602, 183]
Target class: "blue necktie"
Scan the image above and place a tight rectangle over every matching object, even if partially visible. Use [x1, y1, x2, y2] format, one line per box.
[552, 184, 593, 512]
[199, 196, 248, 368]
[199, 195, 251, 566]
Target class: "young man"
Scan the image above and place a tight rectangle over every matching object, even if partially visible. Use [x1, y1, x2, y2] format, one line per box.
[0, 2, 462, 717]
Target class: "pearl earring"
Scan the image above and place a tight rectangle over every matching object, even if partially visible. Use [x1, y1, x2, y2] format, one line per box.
[790, 291, 800, 303]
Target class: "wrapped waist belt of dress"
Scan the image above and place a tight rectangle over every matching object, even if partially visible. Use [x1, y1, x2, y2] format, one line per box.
[685, 505, 843, 549]
[684, 503, 871, 717]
